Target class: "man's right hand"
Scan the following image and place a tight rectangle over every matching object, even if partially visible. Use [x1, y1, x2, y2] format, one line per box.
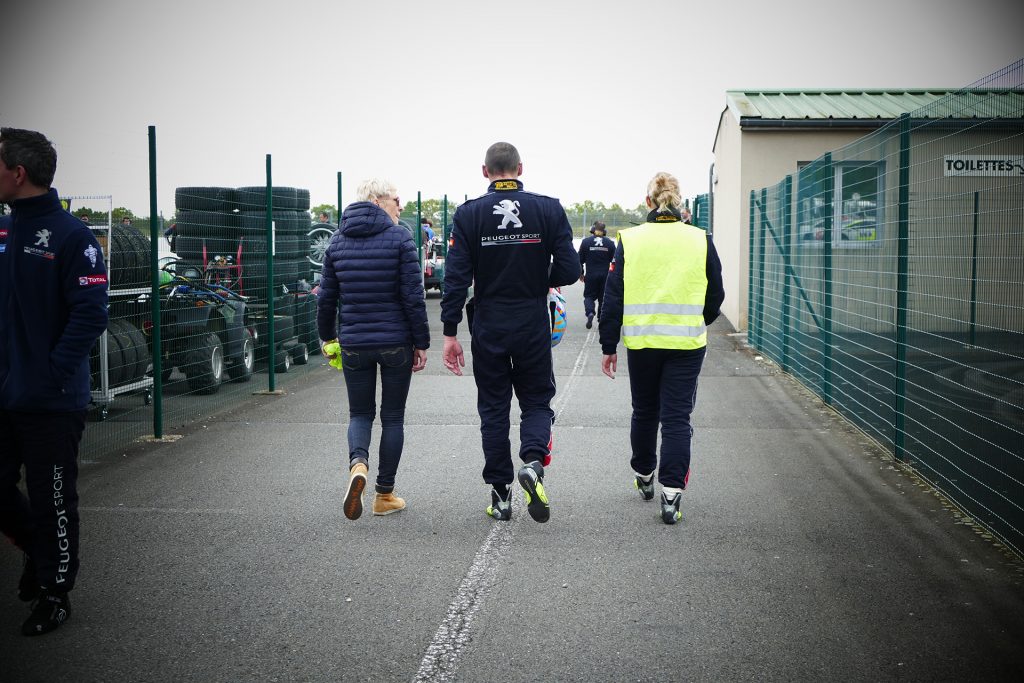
[443, 335, 465, 376]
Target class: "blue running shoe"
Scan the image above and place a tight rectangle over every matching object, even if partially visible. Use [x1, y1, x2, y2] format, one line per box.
[518, 461, 550, 523]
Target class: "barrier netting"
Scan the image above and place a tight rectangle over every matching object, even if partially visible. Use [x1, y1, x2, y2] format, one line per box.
[748, 59, 1024, 558]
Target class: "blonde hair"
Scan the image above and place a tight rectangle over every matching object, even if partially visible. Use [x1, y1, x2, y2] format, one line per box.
[646, 172, 681, 213]
[355, 178, 398, 203]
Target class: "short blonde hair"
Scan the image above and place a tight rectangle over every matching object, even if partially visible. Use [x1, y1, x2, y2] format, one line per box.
[355, 178, 398, 203]
[647, 172, 681, 213]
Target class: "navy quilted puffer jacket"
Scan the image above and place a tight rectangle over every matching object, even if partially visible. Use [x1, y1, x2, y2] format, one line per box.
[316, 201, 429, 350]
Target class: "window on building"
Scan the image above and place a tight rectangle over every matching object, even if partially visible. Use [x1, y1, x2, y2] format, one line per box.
[796, 160, 884, 247]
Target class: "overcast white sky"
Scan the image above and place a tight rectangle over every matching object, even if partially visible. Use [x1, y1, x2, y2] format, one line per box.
[4, 0, 1022, 215]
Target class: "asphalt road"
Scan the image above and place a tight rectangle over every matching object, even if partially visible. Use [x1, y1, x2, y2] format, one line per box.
[3, 280, 1023, 682]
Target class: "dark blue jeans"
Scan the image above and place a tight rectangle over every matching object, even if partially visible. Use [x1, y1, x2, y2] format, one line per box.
[341, 345, 413, 491]
[626, 347, 706, 489]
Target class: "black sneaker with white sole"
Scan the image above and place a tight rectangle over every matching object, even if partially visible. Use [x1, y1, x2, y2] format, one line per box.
[517, 461, 550, 523]
[486, 487, 512, 521]
[660, 491, 682, 525]
[634, 475, 655, 501]
[22, 589, 70, 636]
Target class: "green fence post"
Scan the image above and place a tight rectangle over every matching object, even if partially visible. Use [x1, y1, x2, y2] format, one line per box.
[757, 188, 767, 350]
[266, 154, 275, 392]
[148, 125, 163, 439]
[969, 190, 980, 347]
[748, 191, 756, 345]
[822, 153, 834, 406]
[337, 171, 343, 221]
[895, 114, 911, 461]
[781, 175, 793, 373]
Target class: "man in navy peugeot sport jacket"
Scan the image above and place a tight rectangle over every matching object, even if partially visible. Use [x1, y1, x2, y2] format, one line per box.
[440, 142, 580, 523]
[0, 128, 108, 637]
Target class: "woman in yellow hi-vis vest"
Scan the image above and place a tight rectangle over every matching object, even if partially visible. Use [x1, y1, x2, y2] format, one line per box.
[598, 172, 724, 525]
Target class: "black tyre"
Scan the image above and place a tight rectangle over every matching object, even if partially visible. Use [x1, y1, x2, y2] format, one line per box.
[108, 319, 150, 385]
[236, 186, 297, 211]
[175, 187, 236, 213]
[175, 210, 240, 239]
[308, 225, 335, 267]
[291, 343, 309, 365]
[295, 188, 310, 211]
[274, 349, 292, 373]
[184, 332, 224, 394]
[226, 329, 255, 382]
[109, 225, 150, 289]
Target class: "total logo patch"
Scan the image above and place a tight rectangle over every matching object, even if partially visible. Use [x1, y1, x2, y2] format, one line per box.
[0, 229, 8, 239]
[79, 274, 108, 286]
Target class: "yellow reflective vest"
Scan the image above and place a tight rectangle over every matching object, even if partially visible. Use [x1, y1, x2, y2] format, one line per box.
[619, 221, 708, 350]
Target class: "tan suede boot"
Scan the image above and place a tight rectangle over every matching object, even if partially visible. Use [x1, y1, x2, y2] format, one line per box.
[344, 462, 368, 520]
[372, 491, 406, 516]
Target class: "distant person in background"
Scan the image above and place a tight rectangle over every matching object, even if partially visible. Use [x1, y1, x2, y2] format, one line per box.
[318, 211, 332, 225]
[120, 216, 132, 227]
[577, 220, 615, 329]
[78, 213, 90, 225]
[681, 207, 693, 225]
[599, 171, 723, 525]
[317, 178, 429, 521]
[0, 127, 109, 635]
[421, 218, 435, 243]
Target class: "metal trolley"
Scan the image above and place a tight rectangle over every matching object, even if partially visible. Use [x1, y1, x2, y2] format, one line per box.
[72, 195, 154, 419]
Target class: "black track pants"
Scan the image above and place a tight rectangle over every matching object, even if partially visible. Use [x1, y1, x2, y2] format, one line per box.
[0, 410, 86, 592]
[471, 299, 555, 485]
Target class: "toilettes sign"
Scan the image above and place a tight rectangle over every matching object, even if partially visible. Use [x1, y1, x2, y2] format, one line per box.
[944, 155, 1024, 176]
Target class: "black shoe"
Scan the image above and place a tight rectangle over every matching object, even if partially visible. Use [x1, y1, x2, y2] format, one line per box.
[486, 487, 512, 521]
[18, 555, 40, 602]
[585, 314, 593, 329]
[634, 475, 655, 501]
[660, 491, 682, 525]
[518, 461, 550, 523]
[22, 589, 70, 636]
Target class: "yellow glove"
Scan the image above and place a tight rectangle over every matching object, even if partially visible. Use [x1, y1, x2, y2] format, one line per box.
[322, 340, 343, 371]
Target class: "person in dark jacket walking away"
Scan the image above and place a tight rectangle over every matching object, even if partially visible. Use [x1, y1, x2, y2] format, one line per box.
[599, 172, 724, 525]
[577, 220, 615, 328]
[0, 128, 108, 635]
[441, 142, 580, 523]
[317, 179, 429, 521]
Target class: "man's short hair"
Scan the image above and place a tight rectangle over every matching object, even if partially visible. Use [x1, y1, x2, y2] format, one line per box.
[0, 128, 58, 189]
[319, 211, 330, 220]
[484, 142, 520, 175]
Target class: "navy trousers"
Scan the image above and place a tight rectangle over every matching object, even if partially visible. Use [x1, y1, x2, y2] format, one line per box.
[471, 298, 554, 485]
[0, 410, 86, 592]
[626, 347, 706, 489]
[583, 273, 607, 319]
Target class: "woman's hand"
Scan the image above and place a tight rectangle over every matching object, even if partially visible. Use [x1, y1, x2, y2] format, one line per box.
[602, 353, 617, 379]
[412, 349, 427, 373]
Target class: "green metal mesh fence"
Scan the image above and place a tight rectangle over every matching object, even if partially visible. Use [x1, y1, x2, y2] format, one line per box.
[748, 60, 1024, 558]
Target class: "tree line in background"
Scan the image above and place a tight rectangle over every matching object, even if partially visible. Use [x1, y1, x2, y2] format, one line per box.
[41, 197, 693, 240]
[308, 197, 693, 238]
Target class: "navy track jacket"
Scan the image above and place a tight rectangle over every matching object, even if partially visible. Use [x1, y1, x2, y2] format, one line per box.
[316, 201, 429, 350]
[0, 189, 109, 411]
[440, 179, 580, 336]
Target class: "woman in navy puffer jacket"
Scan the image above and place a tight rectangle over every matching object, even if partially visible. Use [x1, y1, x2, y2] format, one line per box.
[317, 179, 429, 520]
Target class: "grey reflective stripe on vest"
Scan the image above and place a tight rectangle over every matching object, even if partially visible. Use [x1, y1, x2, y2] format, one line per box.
[622, 324, 707, 338]
[623, 303, 705, 316]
